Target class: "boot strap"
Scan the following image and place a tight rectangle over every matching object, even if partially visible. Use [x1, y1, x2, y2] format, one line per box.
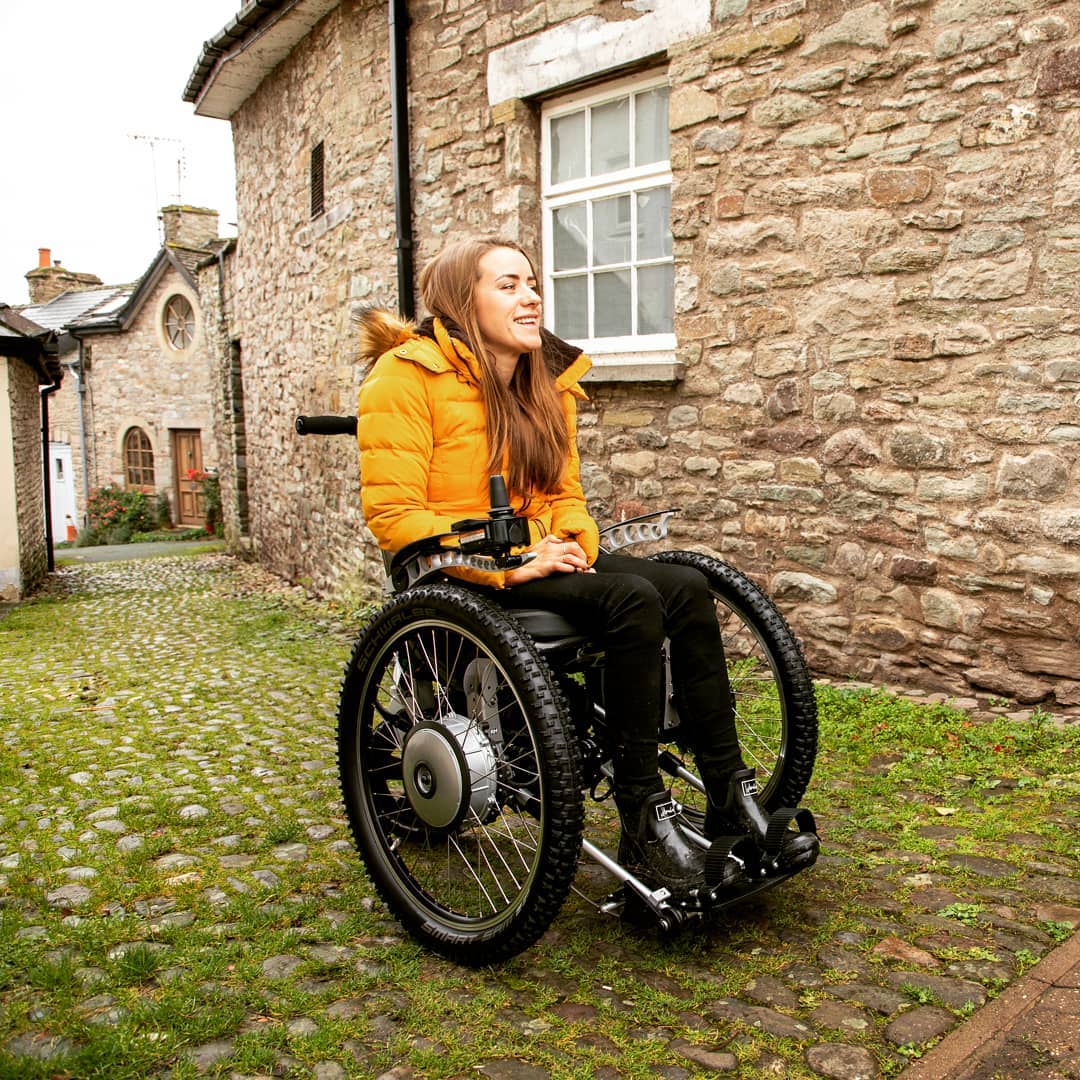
[705, 835, 757, 886]
[764, 807, 817, 854]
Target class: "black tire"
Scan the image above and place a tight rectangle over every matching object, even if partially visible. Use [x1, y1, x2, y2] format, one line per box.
[650, 550, 818, 812]
[338, 583, 583, 965]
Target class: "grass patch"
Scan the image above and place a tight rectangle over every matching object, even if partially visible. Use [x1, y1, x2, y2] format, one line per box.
[811, 685, 1078, 855]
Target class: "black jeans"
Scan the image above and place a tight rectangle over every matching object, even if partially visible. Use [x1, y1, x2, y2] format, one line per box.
[497, 551, 744, 809]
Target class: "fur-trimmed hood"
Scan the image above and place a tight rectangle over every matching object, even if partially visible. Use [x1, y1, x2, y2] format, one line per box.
[356, 307, 416, 364]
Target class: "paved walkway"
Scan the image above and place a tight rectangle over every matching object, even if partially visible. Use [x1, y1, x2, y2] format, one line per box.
[0, 550, 1076, 1079]
[55, 538, 225, 563]
[900, 931, 1080, 1079]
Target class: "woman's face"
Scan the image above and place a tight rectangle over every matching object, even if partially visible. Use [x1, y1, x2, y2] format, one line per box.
[473, 247, 542, 371]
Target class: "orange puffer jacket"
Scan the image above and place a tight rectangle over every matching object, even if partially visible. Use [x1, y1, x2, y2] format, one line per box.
[356, 309, 599, 589]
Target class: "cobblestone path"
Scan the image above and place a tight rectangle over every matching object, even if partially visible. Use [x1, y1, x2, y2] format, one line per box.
[0, 554, 1077, 1079]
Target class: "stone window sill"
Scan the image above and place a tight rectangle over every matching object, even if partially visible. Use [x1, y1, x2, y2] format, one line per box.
[296, 200, 352, 247]
[581, 353, 684, 384]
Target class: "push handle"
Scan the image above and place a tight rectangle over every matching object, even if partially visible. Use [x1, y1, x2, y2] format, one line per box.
[295, 415, 358, 436]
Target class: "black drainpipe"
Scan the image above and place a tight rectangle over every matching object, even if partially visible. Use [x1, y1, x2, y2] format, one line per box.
[389, 0, 415, 318]
[40, 372, 61, 572]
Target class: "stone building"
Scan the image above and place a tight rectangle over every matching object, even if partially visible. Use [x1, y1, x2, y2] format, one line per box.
[22, 208, 225, 532]
[0, 307, 60, 600]
[186, 0, 1080, 707]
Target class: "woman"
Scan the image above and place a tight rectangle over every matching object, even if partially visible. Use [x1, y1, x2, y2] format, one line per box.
[356, 238, 817, 896]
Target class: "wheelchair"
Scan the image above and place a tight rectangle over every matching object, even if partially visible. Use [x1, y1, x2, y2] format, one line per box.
[298, 415, 819, 966]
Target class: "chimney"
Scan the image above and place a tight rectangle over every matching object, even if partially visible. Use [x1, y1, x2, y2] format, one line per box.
[25, 251, 103, 305]
[160, 205, 220, 250]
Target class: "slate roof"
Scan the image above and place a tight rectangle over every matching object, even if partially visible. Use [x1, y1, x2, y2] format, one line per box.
[20, 287, 133, 332]
[17, 240, 213, 337]
[0, 306, 47, 339]
[74, 247, 200, 335]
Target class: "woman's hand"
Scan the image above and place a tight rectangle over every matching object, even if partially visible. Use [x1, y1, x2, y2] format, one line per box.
[504, 534, 593, 587]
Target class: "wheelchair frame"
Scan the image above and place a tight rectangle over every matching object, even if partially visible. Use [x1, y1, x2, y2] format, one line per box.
[298, 415, 819, 965]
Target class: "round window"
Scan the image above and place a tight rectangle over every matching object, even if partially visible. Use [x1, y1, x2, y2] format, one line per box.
[164, 294, 195, 350]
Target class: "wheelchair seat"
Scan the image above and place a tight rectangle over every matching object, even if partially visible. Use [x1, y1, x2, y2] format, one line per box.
[504, 606, 588, 646]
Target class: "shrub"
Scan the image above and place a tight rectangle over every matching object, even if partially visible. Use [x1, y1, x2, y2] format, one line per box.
[187, 469, 222, 536]
[79, 485, 159, 545]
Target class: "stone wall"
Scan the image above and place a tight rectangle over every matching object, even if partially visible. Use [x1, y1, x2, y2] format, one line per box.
[196, 255, 233, 541]
[0, 358, 48, 599]
[197, 247, 252, 546]
[217, 0, 1080, 706]
[644, 0, 1080, 706]
[24, 265, 103, 306]
[223, 0, 392, 593]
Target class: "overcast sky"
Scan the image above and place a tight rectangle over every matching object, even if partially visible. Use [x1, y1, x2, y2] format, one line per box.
[1, 1, 242, 306]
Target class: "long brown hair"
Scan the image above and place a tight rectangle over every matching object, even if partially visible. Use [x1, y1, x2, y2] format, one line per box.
[418, 238, 569, 495]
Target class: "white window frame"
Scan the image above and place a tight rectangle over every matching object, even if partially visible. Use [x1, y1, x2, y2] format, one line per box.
[541, 71, 675, 375]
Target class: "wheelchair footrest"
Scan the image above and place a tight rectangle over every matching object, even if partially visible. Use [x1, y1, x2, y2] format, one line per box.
[704, 862, 803, 911]
[605, 860, 809, 929]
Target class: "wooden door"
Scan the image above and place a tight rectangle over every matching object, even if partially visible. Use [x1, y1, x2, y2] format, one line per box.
[173, 430, 205, 525]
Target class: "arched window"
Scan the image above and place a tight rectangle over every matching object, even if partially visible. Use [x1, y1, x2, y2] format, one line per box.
[163, 294, 195, 350]
[124, 427, 155, 490]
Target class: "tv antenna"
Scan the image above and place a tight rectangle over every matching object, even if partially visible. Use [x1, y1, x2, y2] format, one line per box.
[128, 134, 187, 239]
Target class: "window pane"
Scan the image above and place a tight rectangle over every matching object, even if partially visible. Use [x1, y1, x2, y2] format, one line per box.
[553, 276, 588, 339]
[124, 428, 155, 488]
[634, 87, 669, 166]
[552, 204, 587, 271]
[636, 187, 672, 261]
[592, 195, 631, 267]
[637, 264, 673, 335]
[594, 270, 631, 337]
[590, 97, 630, 175]
[550, 111, 586, 184]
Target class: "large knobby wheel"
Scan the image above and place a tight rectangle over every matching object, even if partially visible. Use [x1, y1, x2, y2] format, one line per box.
[338, 584, 583, 966]
[651, 550, 818, 812]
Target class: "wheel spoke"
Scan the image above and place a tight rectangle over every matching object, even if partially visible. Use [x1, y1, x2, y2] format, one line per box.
[443, 832, 503, 913]
[474, 829, 519, 905]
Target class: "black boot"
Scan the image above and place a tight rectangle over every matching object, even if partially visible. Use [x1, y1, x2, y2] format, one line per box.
[712, 768, 819, 874]
[617, 790, 710, 896]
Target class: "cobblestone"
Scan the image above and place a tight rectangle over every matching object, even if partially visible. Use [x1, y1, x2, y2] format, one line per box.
[0, 554, 1076, 1078]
